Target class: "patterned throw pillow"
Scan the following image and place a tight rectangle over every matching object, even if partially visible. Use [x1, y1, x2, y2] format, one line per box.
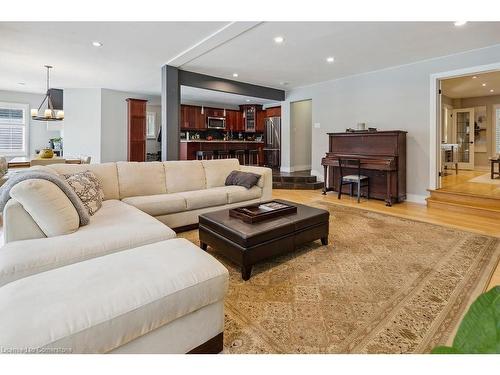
[63, 170, 104, 215]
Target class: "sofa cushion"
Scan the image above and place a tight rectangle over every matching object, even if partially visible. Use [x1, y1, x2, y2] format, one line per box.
[0, 200, 176, 287]
[201, 159, 240, 188]
[47, 163, 120, 200]
[122, 193, 187, 216]
[224, 185, 262, 204]
[163, 160, 206, 193]
[116, 161, 167, 199]
[63, 170, 104, 215]
[0, 238, 228, 353]
[177, 188, 228, 210]
[9, 179, 79, 237]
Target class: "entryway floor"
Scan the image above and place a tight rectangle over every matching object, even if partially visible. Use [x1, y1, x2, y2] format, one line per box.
[439, 169, 500, 199]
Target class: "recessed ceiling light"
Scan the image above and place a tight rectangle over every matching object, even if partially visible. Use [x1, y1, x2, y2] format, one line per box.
[232, 73, 238, 78]
[17, 82, 26, 85]
[472, 76, 477, 79]
[273, 36, 284, 44]
[280, 81, 289, 86]
[490, 89, 495, 93]
[92, 41, 103, 47]
[454, 21, 467, 26]
[482, 83, 487, 87]
[246, 99, 250, 102]
[326, 56, 335, 63]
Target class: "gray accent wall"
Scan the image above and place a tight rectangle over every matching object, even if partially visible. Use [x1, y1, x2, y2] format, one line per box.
[281, 44, 500, 203]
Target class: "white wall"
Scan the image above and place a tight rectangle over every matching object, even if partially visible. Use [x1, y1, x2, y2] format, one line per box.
[63, 88, 102, 162]
[0, 89, 61, 158]
[290, 99, 312, 171]
[64, 88, 160, 163]
[281, 44, 500, 203]
[100, 89, 160, 163]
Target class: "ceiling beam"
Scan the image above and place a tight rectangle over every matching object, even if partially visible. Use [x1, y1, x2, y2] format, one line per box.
[166, 22, 262, 67]
[179, 70, 285, 102]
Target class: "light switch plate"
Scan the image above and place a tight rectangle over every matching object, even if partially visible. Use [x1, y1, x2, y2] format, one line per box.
[314, 123, 321, 128]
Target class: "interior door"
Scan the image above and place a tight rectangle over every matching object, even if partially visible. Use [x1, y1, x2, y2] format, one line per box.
[452, 108, 475, 170]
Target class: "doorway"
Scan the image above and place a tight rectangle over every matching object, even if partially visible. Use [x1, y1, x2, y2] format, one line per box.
[290, 99, 312, 172]
[436, 70, 500, 198]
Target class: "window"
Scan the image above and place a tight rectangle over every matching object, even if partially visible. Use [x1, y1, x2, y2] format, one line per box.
[0, 102, 28, 156]
[146, 112, 157, 139]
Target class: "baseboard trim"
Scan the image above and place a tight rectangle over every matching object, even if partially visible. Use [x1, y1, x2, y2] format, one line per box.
[280, 165, 312, 173]
[406, 194, 428, 205]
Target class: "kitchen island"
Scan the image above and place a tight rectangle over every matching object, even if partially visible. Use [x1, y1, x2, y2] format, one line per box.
[179, 140, 264, 164]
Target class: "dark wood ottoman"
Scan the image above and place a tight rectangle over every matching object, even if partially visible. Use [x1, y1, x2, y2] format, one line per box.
[198, 200, 330, 280]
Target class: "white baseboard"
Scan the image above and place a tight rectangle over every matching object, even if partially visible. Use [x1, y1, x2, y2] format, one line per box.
[280, 165, 312, 173]
[406, 194, 428, 205]
[310, 169, 324, 182]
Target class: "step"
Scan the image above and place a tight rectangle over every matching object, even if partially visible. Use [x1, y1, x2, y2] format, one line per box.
[426, 198, 500, 220]
[272, 175, 318, 183]
[427, 189, 500, 210]
[273, 181, 324, 190]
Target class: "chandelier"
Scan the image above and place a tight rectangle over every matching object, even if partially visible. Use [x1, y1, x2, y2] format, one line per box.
[31, 65, 64, 121]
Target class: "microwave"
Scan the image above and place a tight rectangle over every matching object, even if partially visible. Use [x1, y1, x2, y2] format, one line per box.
[207, 116, 226, 129]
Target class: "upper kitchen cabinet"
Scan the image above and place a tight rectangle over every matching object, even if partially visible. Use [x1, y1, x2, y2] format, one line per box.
[181, 105, 205, 130]
[266, 106, 281, 118]
[205, 107, 225, 118]
[256, 110, 266, 133]
[240, 104, 263, 133]
[226, 109, 244, 132]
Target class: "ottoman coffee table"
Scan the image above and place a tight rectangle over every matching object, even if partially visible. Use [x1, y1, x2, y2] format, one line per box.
[198, 199, 330, 280]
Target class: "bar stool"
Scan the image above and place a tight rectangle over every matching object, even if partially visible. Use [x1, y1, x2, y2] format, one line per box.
[215, 150, 230, 159]
[233, 150, 246, 165]
[248, 149, 259, 166]
[196, 150, 214, 160]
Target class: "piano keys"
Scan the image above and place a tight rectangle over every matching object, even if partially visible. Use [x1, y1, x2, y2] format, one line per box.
[321, 131, 407, 206]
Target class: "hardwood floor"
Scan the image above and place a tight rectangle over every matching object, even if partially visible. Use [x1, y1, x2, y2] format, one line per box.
[439, 169, 500, 198]
[272, 188, 500, 290]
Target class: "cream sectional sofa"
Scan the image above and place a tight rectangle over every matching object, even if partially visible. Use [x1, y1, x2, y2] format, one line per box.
[0, 159, 272, 353]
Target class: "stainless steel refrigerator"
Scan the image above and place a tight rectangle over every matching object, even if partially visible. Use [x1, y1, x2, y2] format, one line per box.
[263, 116, 281, 169]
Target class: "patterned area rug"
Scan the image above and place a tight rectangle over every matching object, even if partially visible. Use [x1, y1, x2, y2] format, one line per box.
[179, 201, 500, 353]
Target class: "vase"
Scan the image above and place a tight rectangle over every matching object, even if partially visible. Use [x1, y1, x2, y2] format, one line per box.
[39, 148, 54, 159]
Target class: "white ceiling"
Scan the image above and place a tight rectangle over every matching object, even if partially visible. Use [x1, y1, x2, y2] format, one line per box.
[441, 70, 500, 98]
[0, 22, 229, 94]
[181, 86, 274, 108]
[2, 21, 500, 97]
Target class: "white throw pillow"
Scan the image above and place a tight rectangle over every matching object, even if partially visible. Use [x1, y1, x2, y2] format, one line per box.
[10, 179, 80, 237]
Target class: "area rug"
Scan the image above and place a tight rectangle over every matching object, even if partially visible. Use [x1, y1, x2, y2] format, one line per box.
[178, 201, 500, 353]
[468, 173, 500, 185]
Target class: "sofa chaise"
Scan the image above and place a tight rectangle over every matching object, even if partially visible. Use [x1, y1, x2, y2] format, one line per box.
[0, 159, 272, 353]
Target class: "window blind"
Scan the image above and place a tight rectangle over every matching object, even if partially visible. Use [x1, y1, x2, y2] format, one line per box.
[0, 104, 27, 155]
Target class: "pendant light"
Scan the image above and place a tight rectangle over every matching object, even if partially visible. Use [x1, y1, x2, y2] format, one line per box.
[223, 108, 226, 116]
[31, 65, 64, 121]
[201, 106, 204, 115]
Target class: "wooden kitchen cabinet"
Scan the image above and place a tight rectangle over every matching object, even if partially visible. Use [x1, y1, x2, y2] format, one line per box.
[181, 105, 205, 130]
[127, 98, 147, 162]
[205, 107, 225, 118]
[256, 110, 266, 133]
[266, 106, 281, 117]
[226, 109, 244, 132]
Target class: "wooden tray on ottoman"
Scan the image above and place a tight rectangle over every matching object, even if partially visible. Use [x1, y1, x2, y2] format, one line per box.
[229, 201, 297, 223]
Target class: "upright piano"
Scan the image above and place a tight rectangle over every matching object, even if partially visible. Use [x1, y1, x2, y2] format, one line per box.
[321, 131, 407, 206]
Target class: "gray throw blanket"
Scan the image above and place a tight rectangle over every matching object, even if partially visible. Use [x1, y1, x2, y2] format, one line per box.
[0, 170, 90, 226]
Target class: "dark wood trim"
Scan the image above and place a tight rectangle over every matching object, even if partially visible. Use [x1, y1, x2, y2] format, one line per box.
[187, 332, 223, 354]
[172, 223, 199, 233]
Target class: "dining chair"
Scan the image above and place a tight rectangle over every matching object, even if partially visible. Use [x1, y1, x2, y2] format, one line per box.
[337, 158, 370, 203]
